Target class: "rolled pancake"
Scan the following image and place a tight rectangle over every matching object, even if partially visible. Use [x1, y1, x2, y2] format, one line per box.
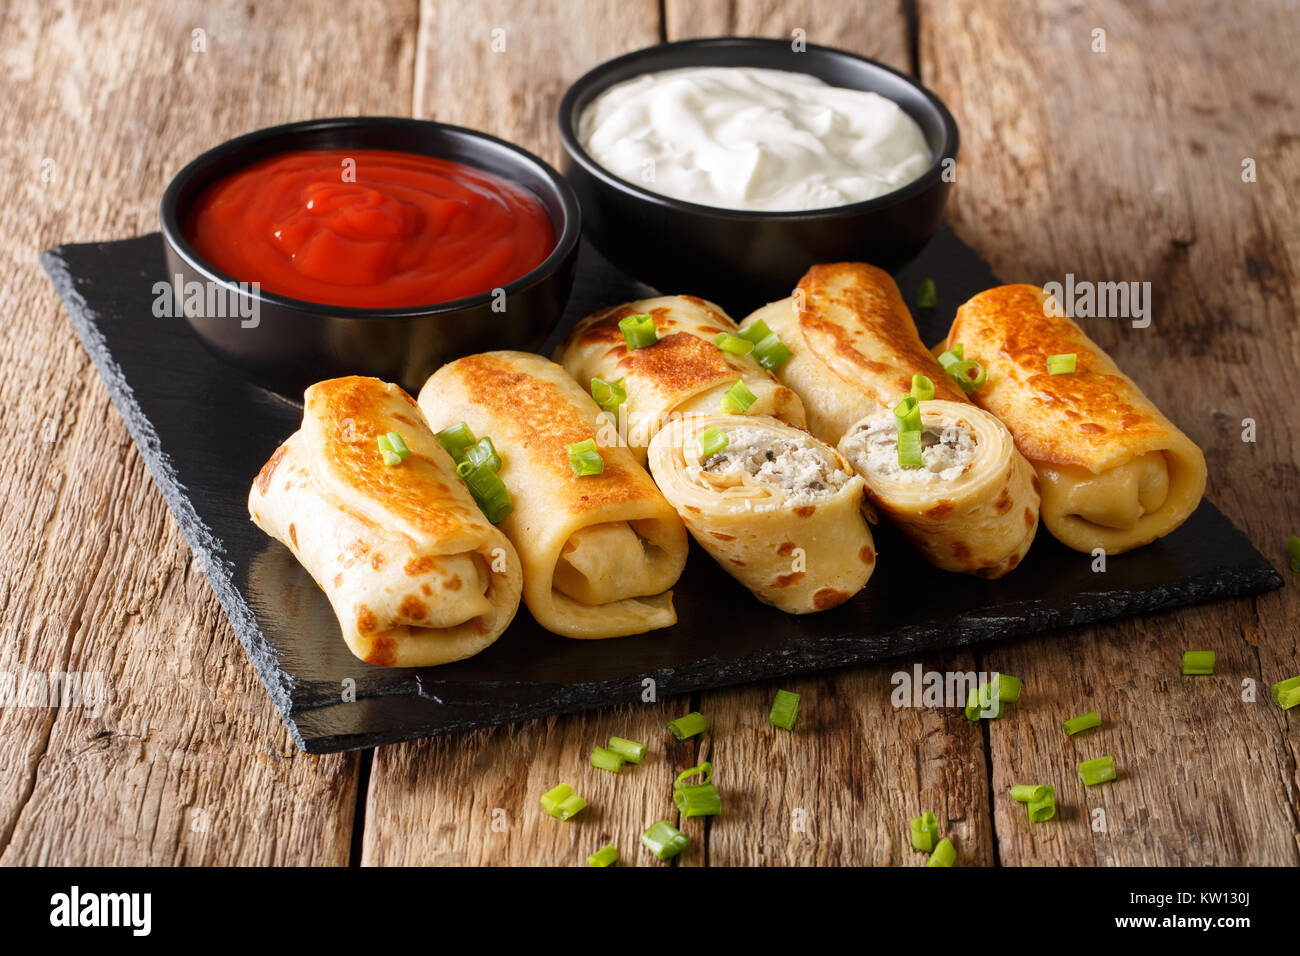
[248, 376, 523, 667]
[555, 295, 806, 462]
[839, 400, 1040, 577]
[740, 262, 966, 445]
[648, 414, 875, 614]
[418, 351, 688, 639]
[948, 284, 1207, 554]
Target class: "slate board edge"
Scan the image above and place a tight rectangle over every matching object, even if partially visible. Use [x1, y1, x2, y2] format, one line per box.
[40, 247, 311, 752]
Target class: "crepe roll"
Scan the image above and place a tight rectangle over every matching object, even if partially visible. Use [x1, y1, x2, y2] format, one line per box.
[648, 414, 875, 614]
[838, 401, 1040, 577]
[418, 351, 689, 639]
[947, 285, 1207, 554]
[740, 262, 967, 445]
[248, 376, 523, 667]
[555, 295, 806, 463]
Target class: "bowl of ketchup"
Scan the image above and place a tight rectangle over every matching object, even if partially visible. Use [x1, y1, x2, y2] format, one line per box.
[161, 117, 580, 395]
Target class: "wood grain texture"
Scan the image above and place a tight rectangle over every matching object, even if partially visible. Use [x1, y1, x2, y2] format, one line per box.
[0, 0, 420, 865]
[921, 0, 1300, 864]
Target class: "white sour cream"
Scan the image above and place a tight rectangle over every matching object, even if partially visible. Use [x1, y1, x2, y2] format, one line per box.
[579, 66, 933, 212]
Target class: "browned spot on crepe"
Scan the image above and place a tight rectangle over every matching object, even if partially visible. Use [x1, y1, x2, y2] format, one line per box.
[926, 500, 954, 519]
[777, 541, 797, 556]
[953, 541, 972, 561]
[288, 523, 298, 548]
[443, 577, 463, 591]
[773, 572, 805, 588]
[794, 505, 816, 518]
[405, 555, 435, 576]
[859, 545, 875, 565]
[254, 443, 288, 495]
[1024, 506, 1036, 529]
[399, 595, 428, 620]
[355, 605, 378, 635]
[813, 588, 851, 610]
[370, 552, 384, 571]
[710, 531, 736, 541]
[729, 558, 747, 567]
[364, 634, 397, 667]
[994, 489, 1014, 515]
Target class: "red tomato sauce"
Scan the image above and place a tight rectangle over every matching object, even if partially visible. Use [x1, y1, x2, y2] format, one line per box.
[185, 148, 556, 308]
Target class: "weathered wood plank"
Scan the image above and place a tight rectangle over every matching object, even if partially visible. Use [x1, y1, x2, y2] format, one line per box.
[921, 0, 1300, 864]
[0, 0, 419, 865]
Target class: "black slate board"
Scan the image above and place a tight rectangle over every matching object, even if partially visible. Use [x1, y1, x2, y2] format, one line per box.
[41, 229, 1283, 753]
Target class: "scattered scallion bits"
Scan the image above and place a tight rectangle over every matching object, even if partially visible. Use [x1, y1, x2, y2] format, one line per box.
[590, 376, 627, 415]
[926, 837, 956, 867]
[1010, 784, 1050, 803]
[587, 845, 619, 867]
[893, 395, 922, 433]
[590, 745, 625, 774]
[567, 438, 604, 477]
[719, 379, 757, 414]
[1182, 650, 1215, 675]
[916, 277, 938, 310]
[910, 811, 939, 852]
[714, 332, 756, 357]
[435, 422, 476, 460]
[456, 458, 514, 524]
[1027, 785, 1056, 823]
[993, 674, 1021, 703]
[898, 430, 923, 469]
[673, 762, 721, 817]
[1078, 755, 1117, 786]
[667, 711, 708, 740]
[964, 682, 1002, 720]
[618, 312, 657, 349]
[1063, 711, 1102, 736]
[910, 373, 935, 402]
[541, 783, 588, 820]
[1047, 352, 1077, 375]
[377, 434, 403, 467]
[948, 359, 986, 392]
[697, 426, 728, 459]
[1271, 675, 1300, 711]
[1286, 535, 1300, 573]
[642, 820, 690, 860]
[464, 436, 500, 472]
[608, 736, 646, 764]
[937, 348, 961, 370]
[738, 320, 793, 370]
[769, 689, 800, 730]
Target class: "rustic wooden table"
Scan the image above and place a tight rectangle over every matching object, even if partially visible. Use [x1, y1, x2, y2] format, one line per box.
[1, 0, 1296, 866]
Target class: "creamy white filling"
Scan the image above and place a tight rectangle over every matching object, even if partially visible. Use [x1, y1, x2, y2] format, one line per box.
[845, 418, 978, 484]
[692, 425, 849, 504]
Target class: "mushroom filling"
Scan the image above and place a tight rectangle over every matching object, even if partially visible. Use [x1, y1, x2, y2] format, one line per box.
[693, 425, 849, 503]
[846, 418, 978, 484]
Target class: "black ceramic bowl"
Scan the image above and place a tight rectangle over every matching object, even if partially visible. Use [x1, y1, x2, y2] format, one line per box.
[557, 38, 959, 312]
[161, 117, 581, 396]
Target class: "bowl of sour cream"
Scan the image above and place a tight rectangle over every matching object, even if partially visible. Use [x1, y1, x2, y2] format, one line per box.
[558, 38, 958, 310]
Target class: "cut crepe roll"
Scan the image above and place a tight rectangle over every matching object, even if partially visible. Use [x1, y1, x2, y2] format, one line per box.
[648, 414, 875, 614]
[555, 294, 806, 463]
[418, 351, 688, 639]
[838, 400, 1040, 578]
[948, 285, 1207, 554]
[740, 262, 966, 445]
[247, 376, 523, 667]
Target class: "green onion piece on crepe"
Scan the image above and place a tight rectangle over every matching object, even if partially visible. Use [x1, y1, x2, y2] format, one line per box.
[567, 438, 604, 477]
[714, 332, 756, 357]
[720, 379, 757, 414]
[910, 374, 935, 401]
[697, 426, 728, 458]
[1047, 352, 1077, 375]
[618, 313, 657, 349]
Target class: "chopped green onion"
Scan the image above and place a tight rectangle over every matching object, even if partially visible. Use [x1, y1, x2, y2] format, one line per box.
[380, 448, 402, 467]
[1010, 784, 1050, 803]
[937, 347, 962, 370]
[964, 682, 1002, 720]
[898, 429, 923, 469]
[667, 711, 708, 740]
[1027, 785, 1056, 823]
[910, 811, 938, 852]
[674, 783, 722, 818]
[751, 333, 793, 371]
[1287, 536, 1300, 573]
[587, 845, 619, 867]
[590, 376, 627, 415]
[456, 459, 514, 524]
[608, 736, 646, 764]
[910, 374, 935, 401]
[1078, 755, 1117, 786]
[916, 277, 937, 310]
[697, 426, 728, 459]
[567, 438, 604, 477]
[926, 837, 956, 867]
[619, 313, 657, 349]
[1047, 352, 1077, 375]
[769, 689, 800, 730]
[1182, 651, 1215, 675]
[675, 762, 714, 788]
[1271, 675, 1300, 711]
[1062, 711, 1101, 736]
[540, 783, 587, 820]
[992, 674, 1021, 703]
[719, 379, 757, 414]
[591, 745, 625, 774]
[464, 436, 499, 472]
[947, 359, 987, 393]
[642, 821, 690, 861]
[714, 332, 756, 357]
[737, 319, 774, 344]
[387, 432, 411, 459]
[378, 434, 403, 466]
[951, 342, 964, 360]
[435, 422, 476, 461]
[893, 395, 922, 432]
